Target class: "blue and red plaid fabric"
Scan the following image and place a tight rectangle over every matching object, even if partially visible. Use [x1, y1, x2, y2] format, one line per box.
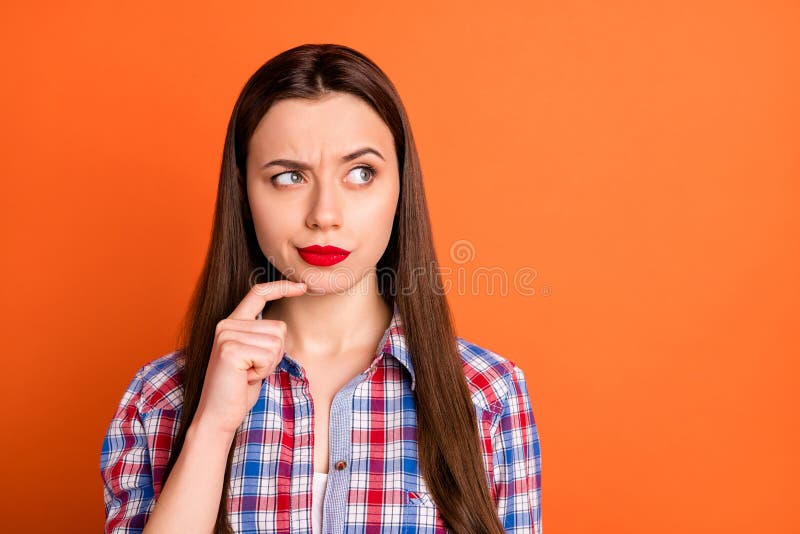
[100, 303, 542, 533]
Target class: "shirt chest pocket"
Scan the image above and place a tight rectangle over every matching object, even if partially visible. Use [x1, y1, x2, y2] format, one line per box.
[401, 489, 451, 533]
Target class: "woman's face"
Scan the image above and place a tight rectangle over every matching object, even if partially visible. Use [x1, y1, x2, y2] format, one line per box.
[245, 91, 400, 295]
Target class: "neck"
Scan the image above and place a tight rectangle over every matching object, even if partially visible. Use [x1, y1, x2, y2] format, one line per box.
[261, 271, 392, 364]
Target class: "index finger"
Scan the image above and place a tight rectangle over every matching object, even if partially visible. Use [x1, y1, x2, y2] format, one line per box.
[228, 280, 306, 320]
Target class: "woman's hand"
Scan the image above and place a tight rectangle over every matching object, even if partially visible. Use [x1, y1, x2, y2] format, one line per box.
[193, 280, 306, 436]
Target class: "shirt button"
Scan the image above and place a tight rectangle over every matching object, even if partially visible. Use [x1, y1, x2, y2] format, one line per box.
[335, 460, 347, 471]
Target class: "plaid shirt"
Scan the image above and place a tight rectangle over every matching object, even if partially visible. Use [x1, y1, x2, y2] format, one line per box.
[100, 304, 542, 533]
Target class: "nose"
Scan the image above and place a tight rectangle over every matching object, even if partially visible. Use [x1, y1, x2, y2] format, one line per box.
[305, 177, 343, 231]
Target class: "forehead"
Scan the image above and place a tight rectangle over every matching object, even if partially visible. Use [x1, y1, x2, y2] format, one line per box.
[248, 92, 394, 159]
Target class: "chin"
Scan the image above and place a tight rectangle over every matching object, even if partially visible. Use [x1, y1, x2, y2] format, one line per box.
[301, 269, 366, 295]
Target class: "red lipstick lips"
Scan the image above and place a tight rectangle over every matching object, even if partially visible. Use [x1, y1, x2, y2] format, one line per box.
[296, 244, 351, 267]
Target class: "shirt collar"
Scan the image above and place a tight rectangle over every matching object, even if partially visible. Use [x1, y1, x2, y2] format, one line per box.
[376, 302, 415, 391]
[277, 301, 415, 391]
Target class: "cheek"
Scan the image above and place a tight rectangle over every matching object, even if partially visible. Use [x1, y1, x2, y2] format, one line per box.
[251, 207, 295, 255]
[355, 190, 398, 247]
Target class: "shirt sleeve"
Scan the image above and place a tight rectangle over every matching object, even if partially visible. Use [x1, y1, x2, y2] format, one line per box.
[100, 369, 155, 533]
[492, 364, 542, 533]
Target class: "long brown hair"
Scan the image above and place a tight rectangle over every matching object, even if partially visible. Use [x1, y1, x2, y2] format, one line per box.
[162, 43, 504, 534]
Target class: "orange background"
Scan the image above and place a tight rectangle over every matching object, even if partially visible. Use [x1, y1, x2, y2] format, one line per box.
[1, 1, 797, 532]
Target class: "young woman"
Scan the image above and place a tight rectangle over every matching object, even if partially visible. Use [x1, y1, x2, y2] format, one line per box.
[100, 43, 542, 534]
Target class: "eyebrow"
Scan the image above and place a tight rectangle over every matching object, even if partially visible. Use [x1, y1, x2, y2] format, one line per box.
[261, 147, 385, 170]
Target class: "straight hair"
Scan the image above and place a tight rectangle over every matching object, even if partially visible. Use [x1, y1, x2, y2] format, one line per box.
[161, 43, 504, 534]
